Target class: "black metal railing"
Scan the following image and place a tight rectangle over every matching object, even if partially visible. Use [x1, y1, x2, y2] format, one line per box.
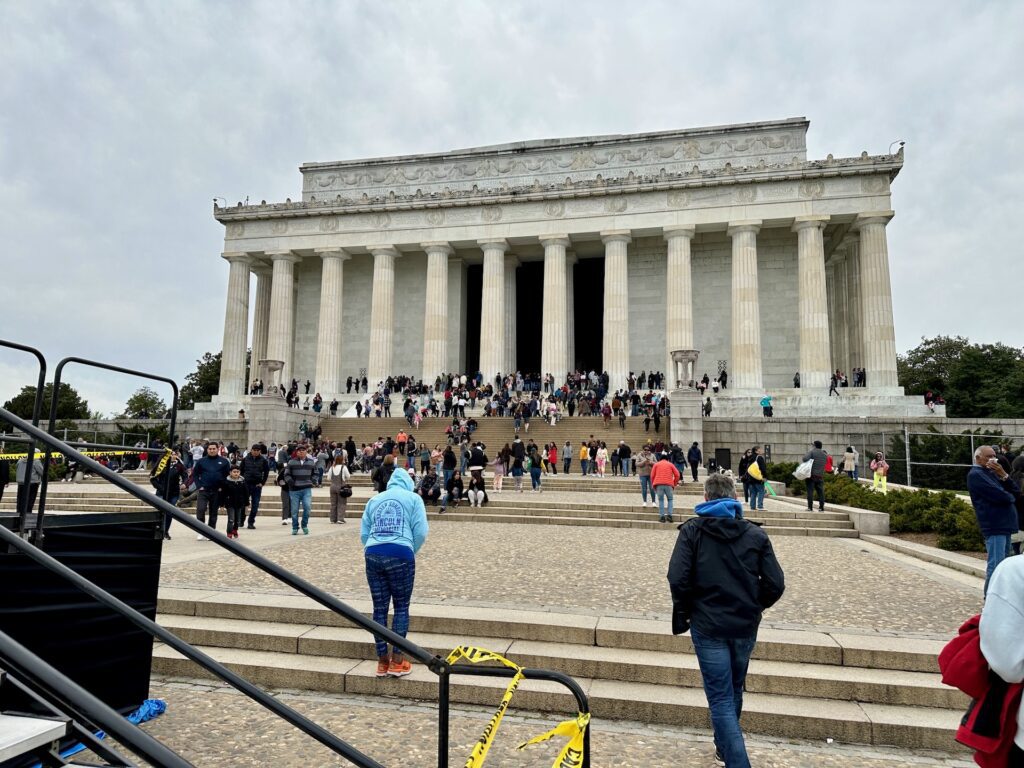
[0, 629, 194, 767]
[0, 404, 591, 767]
[0, 340, 46, 538]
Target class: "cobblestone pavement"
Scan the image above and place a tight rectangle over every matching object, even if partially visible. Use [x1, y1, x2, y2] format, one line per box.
[91, 678, 971, 767]
[160, 517, 982, 637]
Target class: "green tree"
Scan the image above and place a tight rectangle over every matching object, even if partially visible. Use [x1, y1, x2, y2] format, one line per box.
[179, 352, 222, 410]
[897, 336, 970, 395]
[3, 383, 90, 420]
[122, 386, 167, 418]
[898, 336, 1024, 418]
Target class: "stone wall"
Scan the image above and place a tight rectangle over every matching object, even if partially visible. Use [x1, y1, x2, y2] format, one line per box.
[701, 416, 1024, 468]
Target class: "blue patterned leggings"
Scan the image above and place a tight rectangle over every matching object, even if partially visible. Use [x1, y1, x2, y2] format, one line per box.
[364, 553, 416, 657]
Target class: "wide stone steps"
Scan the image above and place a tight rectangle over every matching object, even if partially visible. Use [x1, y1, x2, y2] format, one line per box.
[2, 497, 854, 535]
[154, 589, 964, 750]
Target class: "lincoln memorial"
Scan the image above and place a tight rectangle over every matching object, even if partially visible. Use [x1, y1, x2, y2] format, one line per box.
[209, 117, 930, 416]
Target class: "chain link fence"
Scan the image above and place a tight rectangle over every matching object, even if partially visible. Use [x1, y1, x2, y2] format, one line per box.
[840, 429, 1021, 491]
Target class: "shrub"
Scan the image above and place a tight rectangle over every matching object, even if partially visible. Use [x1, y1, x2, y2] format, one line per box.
[764, 464, 983, 551]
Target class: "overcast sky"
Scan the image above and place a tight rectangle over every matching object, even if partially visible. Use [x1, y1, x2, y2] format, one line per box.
[1, 0, 1021, 417]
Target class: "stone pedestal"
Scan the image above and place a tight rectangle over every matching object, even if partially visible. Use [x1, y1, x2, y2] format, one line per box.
[669, 388, 704, 458]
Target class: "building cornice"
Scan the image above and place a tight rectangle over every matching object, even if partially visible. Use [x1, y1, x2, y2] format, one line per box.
[214, 152, 903, 224]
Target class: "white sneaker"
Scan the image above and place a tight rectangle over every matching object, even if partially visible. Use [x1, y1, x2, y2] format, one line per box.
[196, 534, 207, 541]
[281, 520, 288, 525]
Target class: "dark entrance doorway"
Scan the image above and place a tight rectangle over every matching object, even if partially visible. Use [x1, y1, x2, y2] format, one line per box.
[515, 261, 544, 372]
[573, 258, 604, 372]
[465, 264, 482, 375]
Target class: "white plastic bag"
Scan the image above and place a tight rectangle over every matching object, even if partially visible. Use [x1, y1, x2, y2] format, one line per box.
[793, 459, 814, 480]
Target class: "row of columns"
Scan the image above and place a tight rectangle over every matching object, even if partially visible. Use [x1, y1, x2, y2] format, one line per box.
[218, 211, 900, 397]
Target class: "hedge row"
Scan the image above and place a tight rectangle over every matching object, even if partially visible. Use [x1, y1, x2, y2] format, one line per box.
[762, 462, 983, 552]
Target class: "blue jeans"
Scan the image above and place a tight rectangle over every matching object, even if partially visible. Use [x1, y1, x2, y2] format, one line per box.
[691, 628, 757, 768]
[289, 487, 312, 530]
[639, 475, 652, 503]
[245, 482, 263, 526]
[563, 458, 571, 474]
[656, 485, 674, 519]
[749, 483, 765, 511]
[364, 553, 415, 657]
[443, 469, 453, 488]
[621, 459, 630, 477]
[580, 459, 589, 476]
[530, 467, 542, 489]
[984, 534, 1014, 595]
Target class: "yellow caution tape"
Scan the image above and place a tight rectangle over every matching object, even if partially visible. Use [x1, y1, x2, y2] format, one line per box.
[153, 449, 173, 477]
[445, 645, 589, 768]
[0, 450, 145, 460]
[518, 712, 590, 768]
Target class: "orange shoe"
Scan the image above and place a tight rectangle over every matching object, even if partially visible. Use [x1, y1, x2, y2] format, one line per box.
[388, 656, 412, 677]
[375, 655, 391, 677]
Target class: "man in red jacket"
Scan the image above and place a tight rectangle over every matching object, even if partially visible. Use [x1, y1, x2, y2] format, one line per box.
[650, 452, 681, 523]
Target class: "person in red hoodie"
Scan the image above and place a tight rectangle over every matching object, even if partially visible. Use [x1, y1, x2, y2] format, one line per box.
[650, 452, 681, 523]
[981, 556, 1024, 765]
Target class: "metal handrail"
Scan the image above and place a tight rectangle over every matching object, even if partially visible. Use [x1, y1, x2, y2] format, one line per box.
[0, 339, 47, 536]
[0, 629, 194, 767]
[1, 406, 592, 767]
[38, 357, 181, 543]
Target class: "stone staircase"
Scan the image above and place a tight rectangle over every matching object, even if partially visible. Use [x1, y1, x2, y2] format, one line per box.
[6, 483, 855, 537]
[153, 588, 964, 751]
[318, 415, 673, 451]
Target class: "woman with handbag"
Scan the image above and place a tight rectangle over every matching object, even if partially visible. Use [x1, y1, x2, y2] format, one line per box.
[328, 455, 351, 524]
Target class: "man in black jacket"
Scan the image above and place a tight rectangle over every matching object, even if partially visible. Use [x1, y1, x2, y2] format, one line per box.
[667, 472, 785, 767]
[240, 444, 270, 529]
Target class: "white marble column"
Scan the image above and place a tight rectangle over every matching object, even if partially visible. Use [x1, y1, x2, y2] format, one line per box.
[504, 256, 519, 374]
[421, 242, 452, 383]
[266, 250, 300, 388]
[218, 252, 252, 397]
[844, 240, 864, 370]
[540, 235, 570, 383]
[832, 253, 850, 375]
[447, 257, 468, 373]
[855, 211, 900, 390]
[313, 248, 350, 394]
[477, 239, 508, 382]
[367, 246, 401, 387]
[248, 263, 272, 393]
[793, 215, 832, 390]
[566, 251, 577, 373]
[601, 230, 631, 392]
[727, 221, 763, 393]
[664, 227, 695, 383]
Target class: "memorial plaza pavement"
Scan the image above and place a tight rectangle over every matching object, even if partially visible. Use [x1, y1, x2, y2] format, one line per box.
[89, 481, 980, 767]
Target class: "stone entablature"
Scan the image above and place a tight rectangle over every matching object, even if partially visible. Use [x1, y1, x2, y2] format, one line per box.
[215, 158, 899, 252]
[296, 119, 811, 201]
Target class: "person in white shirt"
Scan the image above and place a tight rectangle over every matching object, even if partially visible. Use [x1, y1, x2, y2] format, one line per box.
[979, 555, 1024, 761]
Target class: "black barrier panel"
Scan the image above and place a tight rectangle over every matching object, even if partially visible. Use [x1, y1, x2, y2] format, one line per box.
[0, 511, 162, 716]
[715, 447, 732, 471]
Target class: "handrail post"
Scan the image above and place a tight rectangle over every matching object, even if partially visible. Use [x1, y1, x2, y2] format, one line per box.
[437, 661, 450, 768]
[0, 339, 46, 537]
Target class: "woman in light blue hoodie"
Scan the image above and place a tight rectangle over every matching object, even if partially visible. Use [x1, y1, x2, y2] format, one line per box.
[360, 467, 429, 678]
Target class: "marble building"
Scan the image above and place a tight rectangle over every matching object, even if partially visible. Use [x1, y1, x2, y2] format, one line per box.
[209, 117, 930, 416]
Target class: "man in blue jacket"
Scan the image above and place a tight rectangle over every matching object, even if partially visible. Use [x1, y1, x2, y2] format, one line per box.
[193, 442, 230, 539]
[360, 468, 428, 678]
[968, 445, 1021, 595]
[667, 472, 785, 767]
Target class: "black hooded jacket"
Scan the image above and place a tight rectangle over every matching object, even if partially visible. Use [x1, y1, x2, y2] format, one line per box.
[667, 516, 785, 638]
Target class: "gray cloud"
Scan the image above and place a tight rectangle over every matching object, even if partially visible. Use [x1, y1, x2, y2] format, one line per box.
[1, 0, 1021, 415]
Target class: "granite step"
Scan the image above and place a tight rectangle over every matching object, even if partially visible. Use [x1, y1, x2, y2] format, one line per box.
[150, 643, 962, 750]
[156, 614, 963, 709]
